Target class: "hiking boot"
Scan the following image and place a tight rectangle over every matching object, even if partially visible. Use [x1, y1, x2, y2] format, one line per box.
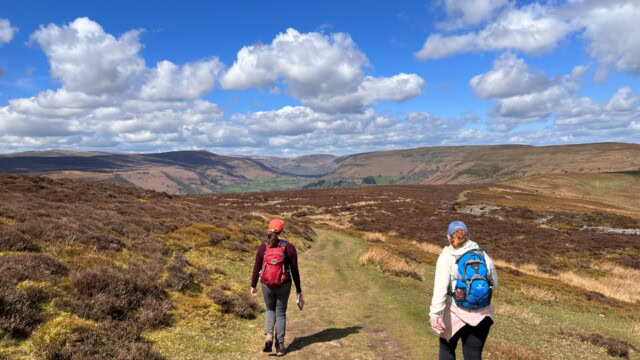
[263, 335, 273, 353]
[275, 342, 286, 356]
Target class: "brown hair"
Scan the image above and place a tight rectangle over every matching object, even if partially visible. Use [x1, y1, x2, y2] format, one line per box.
[451, 229, 467, 249]
[267, 231, 281, 248]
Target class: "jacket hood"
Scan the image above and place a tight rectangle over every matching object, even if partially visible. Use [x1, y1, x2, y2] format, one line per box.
[442, 239, 480, 257]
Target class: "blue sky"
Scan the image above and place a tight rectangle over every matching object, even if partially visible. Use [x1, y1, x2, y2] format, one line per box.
[0, 0, 638, 155]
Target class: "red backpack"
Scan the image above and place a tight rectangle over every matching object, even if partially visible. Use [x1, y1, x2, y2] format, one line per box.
[260, 241, 289, 287]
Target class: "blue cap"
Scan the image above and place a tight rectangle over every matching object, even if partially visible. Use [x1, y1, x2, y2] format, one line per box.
[447, 221, 468, 235]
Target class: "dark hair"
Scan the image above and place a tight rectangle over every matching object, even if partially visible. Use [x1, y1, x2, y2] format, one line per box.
[267, 231, 281, 248]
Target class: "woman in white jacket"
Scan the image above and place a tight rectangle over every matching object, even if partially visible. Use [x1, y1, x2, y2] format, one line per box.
[429, 221, 498, 360]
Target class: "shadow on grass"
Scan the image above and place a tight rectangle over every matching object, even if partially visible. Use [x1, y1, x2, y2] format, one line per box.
[285, 326, 362, 354]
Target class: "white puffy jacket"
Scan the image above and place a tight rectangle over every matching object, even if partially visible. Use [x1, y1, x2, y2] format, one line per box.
[429, 239, 498, 317]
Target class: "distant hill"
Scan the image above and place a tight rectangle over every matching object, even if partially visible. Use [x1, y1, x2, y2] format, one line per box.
[243, 154, 338, 176]
[309, 142, 640, 187]
[0, 150, 323, 194]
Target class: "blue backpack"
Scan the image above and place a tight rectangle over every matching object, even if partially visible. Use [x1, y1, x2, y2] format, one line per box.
[449, 249, 492, 310]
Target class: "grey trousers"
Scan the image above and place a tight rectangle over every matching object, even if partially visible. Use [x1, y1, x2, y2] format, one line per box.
[261, 280, 292, 344]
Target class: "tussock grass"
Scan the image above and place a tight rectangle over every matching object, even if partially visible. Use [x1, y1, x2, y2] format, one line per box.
[359, 247, 422, 281]
[362, 232, 387, 243]
[413, 241, 443, 255]
[497, 303, 542, 326]
[519, 285, 557, 303]
[558, 263, 640, 304]
[632, 322, 640, 336]
[495, 259, 640, 304]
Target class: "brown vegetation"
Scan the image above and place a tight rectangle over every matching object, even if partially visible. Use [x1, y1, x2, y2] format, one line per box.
[565, 332, 639, 358]
[0, 173, 314, 357]
[207, 288, 263, 319]
[359, 247, 422, 281]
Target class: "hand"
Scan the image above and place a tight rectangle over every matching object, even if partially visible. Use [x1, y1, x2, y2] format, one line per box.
[297, 292, 304, 302]
[250, 287, 258, 297]
[430, 315, 445, 335]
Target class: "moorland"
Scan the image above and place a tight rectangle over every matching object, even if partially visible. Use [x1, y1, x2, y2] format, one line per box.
[1, 168, 639, 359]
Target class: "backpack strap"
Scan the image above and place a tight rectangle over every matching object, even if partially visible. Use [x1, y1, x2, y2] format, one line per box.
[454, 248, 485, 264]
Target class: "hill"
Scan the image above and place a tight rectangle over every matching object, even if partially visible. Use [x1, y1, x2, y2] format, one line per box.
[0, 151, 323, 195]
[311, 142, 640, 187]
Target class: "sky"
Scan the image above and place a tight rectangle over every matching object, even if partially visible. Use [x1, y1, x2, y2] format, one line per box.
[0, 0, 639, 156]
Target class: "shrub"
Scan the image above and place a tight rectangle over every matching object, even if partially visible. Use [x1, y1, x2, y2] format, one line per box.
[209, 233, 229, 246]
[228, 241, 251, 253]
[59, 265, 169, 325]
[0, 226, 39, 252]
[163, 254, 195, 292]
[31, 315, 165, 360]
[0, 253, 68, 285]
[207, 288, 262, 319]
[566, 332, 639, 358]
[0, 281, 48, 338]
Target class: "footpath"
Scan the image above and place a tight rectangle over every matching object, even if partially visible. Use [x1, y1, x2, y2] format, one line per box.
[233, 228, 437, 359]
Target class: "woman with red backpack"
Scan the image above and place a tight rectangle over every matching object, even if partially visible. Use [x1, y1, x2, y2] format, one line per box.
[250, 219, 303, 356]
[429, 221, 498, 360]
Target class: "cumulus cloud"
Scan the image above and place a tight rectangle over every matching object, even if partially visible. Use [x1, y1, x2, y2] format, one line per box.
[438, 0, 509, 30]
[419, 0, 640, 80]
[221, 28, 425, 113]
[578, 1, 640, 80]
[0, 18, 228, 153]
[470, 53, 586, 130]
[417, 3, 571, 60]
[30, 17, 146, 95]
[0, 18, 18, 44]
[140, 58, 224, 100]
[470, 53, 640, 138]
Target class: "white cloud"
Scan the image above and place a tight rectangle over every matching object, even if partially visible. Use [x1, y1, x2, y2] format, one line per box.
[140, 58, 224, 100]
[0, 18, 18, 44]
[439, 0, 509, 29]
[417, 3, 572, 60]
[470, 53, 640, 137]
[419, 0, 640, 80]
[469, 53, 550, 98]
[471, 53, 586, 131]
[578, 1, 640, 79]
[221, 28, 424, 113]
[30, 17, 146, 95]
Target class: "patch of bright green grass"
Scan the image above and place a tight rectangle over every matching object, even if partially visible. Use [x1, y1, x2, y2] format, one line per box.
[222, 176, 314, 193]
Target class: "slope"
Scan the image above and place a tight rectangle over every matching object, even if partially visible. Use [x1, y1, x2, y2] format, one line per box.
[319, 142, 640, 187]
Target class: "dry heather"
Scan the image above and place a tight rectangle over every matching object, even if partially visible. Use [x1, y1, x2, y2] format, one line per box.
[190, 185, 640, 273]
[359, 247, 422, 281]
[632, 323, 640, 336]
[564, 332, 639, 359]
[0, 174, 315, 358]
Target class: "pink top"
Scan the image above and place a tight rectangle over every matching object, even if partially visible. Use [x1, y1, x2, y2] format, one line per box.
[440, 302, 494, 341]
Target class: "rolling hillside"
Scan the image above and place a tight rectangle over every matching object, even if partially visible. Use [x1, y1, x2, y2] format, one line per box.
[313, 142, 640, 187]
[0, 150, 328, 195]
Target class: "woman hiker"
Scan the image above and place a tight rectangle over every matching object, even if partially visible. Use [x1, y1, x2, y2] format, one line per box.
[250, 218, 303, 356]
[429, 221, 498, 360]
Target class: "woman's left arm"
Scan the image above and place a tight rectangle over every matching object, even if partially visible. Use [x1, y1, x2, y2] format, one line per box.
[485, 252, 498, 291]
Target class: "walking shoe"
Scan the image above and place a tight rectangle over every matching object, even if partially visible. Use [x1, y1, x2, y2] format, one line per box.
[263, 335, 273, 352]
[275, 342, 286, 356]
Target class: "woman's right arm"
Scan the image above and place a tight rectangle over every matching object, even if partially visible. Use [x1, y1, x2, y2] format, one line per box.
[251, 243, 265, 289]
[429, 254, 450, 317]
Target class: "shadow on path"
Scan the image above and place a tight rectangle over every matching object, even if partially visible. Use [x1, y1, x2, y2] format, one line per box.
[285, 326, 363, 354]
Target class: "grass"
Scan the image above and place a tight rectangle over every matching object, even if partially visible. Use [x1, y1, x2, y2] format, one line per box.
[358, 247, 422, 280]
[222, 177, 313, 193]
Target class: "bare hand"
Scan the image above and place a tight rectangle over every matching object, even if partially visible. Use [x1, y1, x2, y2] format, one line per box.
[430, 315, 445, 334]
[250, 287, 258, 297]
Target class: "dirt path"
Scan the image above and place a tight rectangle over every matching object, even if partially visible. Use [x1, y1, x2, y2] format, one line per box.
[232, 228, 437, 359]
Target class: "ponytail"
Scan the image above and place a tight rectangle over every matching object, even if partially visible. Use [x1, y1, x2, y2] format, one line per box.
[267, 231, 280, 248]
[451, 229, 467, 249]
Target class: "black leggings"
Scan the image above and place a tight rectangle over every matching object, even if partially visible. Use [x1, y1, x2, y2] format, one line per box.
[439, 317, 493, 360]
